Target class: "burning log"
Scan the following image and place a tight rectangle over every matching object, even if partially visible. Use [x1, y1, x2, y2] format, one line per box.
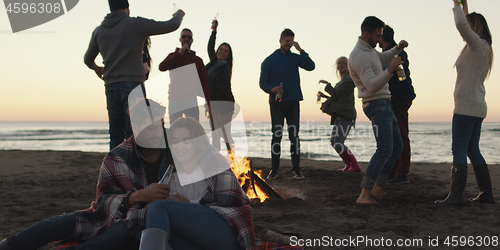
[249, 160, 283, 199]
[229, 153, 283, 202]
[241, 179, 251, 193]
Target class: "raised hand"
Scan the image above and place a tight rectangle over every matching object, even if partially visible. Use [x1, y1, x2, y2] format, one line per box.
[396, 40, 409, 50]
[293, 41, 302, 52]
[212, 19, 218, 30]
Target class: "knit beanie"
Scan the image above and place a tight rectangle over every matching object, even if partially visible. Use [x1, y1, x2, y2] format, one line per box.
[109, 0, 129, 11]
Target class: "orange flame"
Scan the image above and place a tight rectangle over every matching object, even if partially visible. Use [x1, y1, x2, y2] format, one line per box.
[227, 151, 269, 202]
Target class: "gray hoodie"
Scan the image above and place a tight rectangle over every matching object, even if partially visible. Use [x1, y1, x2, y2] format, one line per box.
[84, 11, 183, 84]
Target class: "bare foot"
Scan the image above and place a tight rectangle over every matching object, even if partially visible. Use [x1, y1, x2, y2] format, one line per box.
[371, 184, 387, 197]
[356, 195, 380, 204]
[356, 188, 380, 204]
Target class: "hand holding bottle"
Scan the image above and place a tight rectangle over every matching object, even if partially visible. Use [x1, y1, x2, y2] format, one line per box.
[391, 55, 406, 81]
[273, 83, 283, 101]
[211, 19, 218, 31]
[388, 56, 403, 74]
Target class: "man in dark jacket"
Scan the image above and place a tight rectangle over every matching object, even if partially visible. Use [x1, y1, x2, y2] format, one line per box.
[380, 25, 416, 184]
[84, 0, 184, 150]
[259, 28, 315, 180]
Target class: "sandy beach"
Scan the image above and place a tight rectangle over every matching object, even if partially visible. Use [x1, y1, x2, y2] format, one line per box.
[1, 150, 499, 249]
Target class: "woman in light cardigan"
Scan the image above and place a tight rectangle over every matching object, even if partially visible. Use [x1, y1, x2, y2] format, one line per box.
[436, 0, 495, 205]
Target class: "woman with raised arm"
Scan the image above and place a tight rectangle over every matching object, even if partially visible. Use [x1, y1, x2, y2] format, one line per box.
[436, 0, 495, 205]
[318, 56, 360, 173]
[206, 19, 236, 152]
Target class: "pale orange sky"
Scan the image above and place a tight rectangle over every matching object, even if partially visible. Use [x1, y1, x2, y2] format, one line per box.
[1, 0, 499, 123]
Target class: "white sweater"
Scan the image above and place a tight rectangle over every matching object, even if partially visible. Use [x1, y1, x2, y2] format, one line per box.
[453, 6, 490, 118]
[348, 37, 401, 102]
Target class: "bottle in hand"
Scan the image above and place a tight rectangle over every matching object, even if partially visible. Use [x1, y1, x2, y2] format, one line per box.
[395, 55, 406, 81]
[275, 82, 283, 102]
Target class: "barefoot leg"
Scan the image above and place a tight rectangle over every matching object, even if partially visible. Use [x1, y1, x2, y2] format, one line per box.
[371, 183, 387, 197]
[356, 188, 379, 204]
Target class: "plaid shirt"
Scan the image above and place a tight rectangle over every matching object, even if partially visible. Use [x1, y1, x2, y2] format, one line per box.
[70, 136, 170, 241]
[199, 147, 256, 250]
[70, 137, 255, 249]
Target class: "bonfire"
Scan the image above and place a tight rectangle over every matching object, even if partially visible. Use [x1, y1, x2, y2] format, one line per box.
[227, 151, 282, 202]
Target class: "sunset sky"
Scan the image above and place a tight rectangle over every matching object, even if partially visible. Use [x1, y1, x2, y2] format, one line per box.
[1, 0, 499, 123]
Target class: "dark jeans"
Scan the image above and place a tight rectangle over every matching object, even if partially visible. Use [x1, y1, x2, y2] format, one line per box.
[362, 98, 403, 189]
[105, 82, 142, 150]
[330, 117, 354, 154]
[145, 200, 240, 250]
[270, 101, 300, 171]
[168, 100, 200, 124]
[391, 101, 412, 177]
[452, 113, 486, 167]
[8, 212, 135, 250]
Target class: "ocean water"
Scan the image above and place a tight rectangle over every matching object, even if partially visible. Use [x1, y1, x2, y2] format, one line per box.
[1, 121, 499, 164]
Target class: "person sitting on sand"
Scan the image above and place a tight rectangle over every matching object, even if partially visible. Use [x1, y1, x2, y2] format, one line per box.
[0, 99, 171, 250]
[138, 117, 254, 250]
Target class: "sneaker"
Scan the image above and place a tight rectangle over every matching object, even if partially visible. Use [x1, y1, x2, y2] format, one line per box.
[267, 170, 279, 179]
[387, 175, 409, 184]
[293, 170, 305, 179]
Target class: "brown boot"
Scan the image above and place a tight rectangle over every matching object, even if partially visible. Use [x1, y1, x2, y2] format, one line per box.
[469, 165, 496, 204]
[435, 166, 467, 205]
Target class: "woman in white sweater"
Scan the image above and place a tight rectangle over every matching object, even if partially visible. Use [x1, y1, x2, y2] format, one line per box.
[436, 0, 495, 205]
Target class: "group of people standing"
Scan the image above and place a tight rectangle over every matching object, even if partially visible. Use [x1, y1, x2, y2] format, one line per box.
[1, 0, 250, 250]
[0, 0, 496, 250]
[314, 0, 495, 206]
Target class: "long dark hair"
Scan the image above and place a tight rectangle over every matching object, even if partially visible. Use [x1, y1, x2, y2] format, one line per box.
[216, 42, 233, 71]
[456, 12, 493, 77]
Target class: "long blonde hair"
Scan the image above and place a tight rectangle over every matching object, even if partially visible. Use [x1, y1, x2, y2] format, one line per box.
[334, 56, 349, 79]
[456, 12, 494, 77]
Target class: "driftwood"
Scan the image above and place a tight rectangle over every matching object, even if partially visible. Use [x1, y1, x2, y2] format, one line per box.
[254, 226, 292, 245]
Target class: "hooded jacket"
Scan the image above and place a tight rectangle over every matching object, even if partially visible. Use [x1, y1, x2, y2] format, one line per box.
[84, 11, 183, 84]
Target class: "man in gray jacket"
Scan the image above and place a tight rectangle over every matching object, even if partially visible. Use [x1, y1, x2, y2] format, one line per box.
[84, 0, 184, 150]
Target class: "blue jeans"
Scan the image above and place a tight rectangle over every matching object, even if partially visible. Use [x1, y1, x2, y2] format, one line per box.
[362, 98, 403, 189]
[9, 212, 135, 250]
[330, 117, 354, 154]
[270, 101, 300, 171]
[145, 200, 240, 250]
[105, 82, 142, 150]
[452, 113, 486, 167]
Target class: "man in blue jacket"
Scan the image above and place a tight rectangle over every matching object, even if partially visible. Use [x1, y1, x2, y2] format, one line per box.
[259, 28, 315, 180]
